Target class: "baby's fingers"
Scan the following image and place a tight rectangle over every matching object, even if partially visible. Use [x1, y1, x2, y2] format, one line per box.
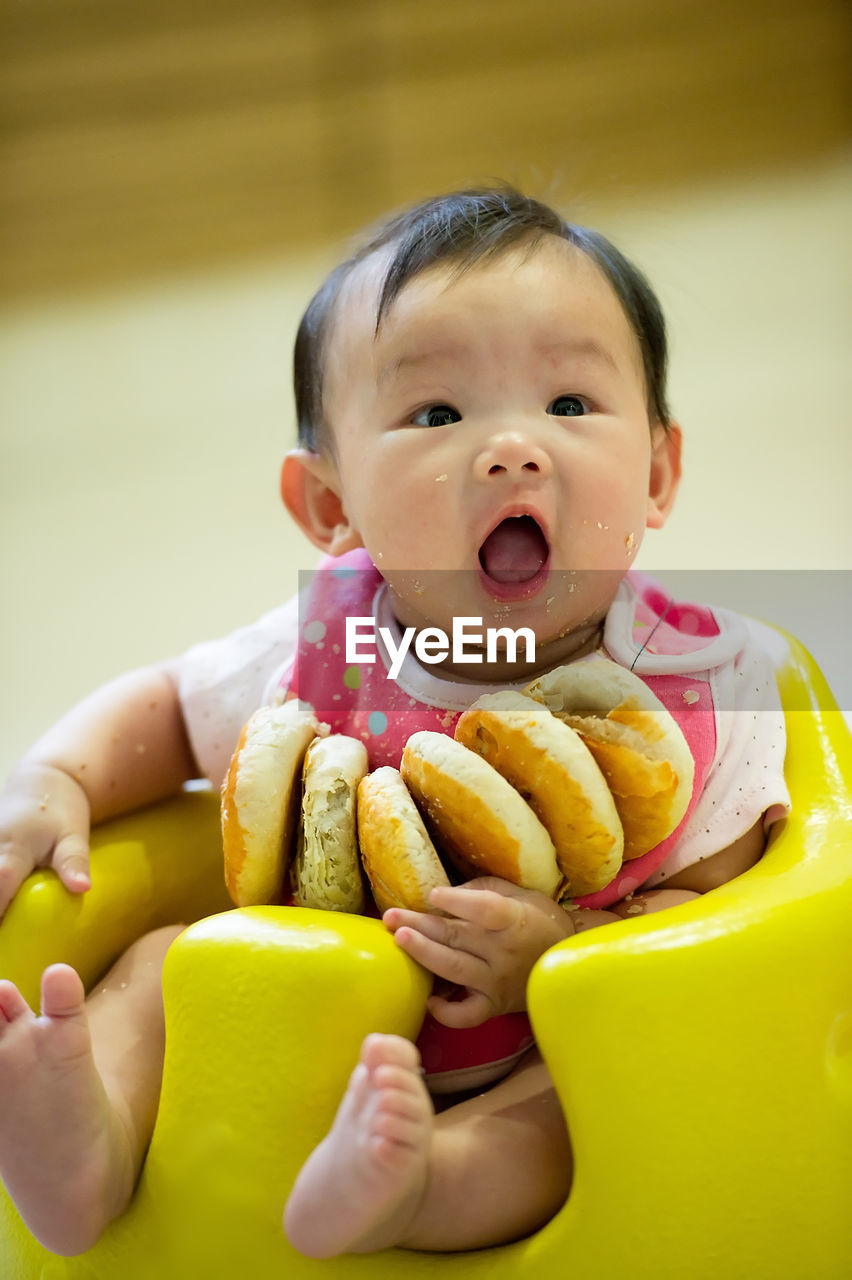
[382, 906, 433, 935]
[393, 925, 490, 990]
[0, 842, 36, 917]
[51, 833, 91, 894]
[428, 884, 519, 931]
[427, 989, 493, 1029]
[385, 907, 482, 956]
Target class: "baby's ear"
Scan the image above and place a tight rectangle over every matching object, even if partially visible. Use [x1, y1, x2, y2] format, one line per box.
[646, 423, 682, 530]
[280, 450, 363, 555]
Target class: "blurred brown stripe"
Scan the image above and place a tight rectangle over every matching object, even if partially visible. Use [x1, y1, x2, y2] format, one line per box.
[1, 0, 849, 301]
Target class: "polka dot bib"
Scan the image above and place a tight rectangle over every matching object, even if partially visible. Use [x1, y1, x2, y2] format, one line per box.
[285, 553, 723, 909]
[283, 552, 733, 1089]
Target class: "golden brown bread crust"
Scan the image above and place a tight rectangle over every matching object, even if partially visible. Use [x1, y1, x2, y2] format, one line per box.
[401, 730, 563, 898]
[221, 720, 249, 903]
[222, 658, 692, 915]
[558, 731, 680, 859]
[357, 766, 450, 912]
[221, 701, 327, 907]
[525, 658, 694, 859]
[454, 690, 623, 896]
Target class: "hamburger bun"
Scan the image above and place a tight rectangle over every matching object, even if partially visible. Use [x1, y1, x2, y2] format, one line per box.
[221, 700, 327, 906]
[525, 657, 694, 859]
[400, 730, 563, 898]
[291, 734, 369, 913]
[454, 690, 624, 897]
[357, 766, 451, 912]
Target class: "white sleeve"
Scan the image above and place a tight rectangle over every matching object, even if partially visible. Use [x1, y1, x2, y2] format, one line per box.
[174, 596, 300, 787]
[644, 628, 791, 886]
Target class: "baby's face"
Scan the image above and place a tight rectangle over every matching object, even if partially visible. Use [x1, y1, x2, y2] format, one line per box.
[321, 236, 675, 669]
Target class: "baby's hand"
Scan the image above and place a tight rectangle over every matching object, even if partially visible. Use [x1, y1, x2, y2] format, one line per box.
[383, 878, 575, 1029]
[0, 762, 91, 917]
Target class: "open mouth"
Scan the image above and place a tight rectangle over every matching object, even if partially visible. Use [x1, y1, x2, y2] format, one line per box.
[478, 515, 550, 590]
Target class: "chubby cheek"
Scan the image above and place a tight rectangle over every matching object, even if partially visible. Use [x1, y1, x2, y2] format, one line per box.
[558, 465, 651, 570]
[343, 450, 462, 571]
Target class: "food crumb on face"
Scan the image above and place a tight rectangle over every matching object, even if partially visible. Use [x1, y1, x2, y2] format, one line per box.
[625, 532, 636, 553]
[434, 473, 448, 483]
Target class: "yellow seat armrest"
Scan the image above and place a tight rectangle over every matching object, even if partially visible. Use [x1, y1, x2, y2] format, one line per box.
[0, 788, 231, 1007]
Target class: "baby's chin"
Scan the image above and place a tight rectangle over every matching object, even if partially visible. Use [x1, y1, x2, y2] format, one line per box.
[380, 557, 625, 627]
[386, 584, 608, 665]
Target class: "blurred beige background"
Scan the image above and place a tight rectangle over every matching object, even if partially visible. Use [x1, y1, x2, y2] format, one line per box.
[1, 0, 850, 778]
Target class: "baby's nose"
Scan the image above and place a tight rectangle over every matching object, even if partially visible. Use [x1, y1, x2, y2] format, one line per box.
[474, 432, 553, 481]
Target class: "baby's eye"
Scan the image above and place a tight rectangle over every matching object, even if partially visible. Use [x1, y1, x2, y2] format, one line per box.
[547, 395, 587, 418]
[411, 404, 461, 428]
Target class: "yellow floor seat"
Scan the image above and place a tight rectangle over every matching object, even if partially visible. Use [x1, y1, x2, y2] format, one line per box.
[0, 631, 850, 1279]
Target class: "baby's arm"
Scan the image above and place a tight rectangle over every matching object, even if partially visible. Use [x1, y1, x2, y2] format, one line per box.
[0, 662, 197, 916]
[386, 819, 767, 1028]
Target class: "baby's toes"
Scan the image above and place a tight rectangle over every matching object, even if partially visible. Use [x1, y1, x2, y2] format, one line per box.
[361, 1032, 421, 1075]
[372, 1066, 430, 1118]
[39, 964, 87, 1019]
[0, 981, 32, 1029]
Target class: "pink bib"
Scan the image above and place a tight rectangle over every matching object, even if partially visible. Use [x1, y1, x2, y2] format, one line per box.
[286, 552, 719, 1087]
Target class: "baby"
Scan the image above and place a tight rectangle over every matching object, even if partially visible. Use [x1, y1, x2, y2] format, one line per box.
[0, 187, 789, 1258]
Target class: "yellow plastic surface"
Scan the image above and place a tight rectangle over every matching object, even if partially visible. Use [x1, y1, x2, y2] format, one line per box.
[1, 633, 851, 1278]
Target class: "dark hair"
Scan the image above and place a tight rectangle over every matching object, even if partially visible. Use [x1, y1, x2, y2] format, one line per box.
[294, 186, 671, 451]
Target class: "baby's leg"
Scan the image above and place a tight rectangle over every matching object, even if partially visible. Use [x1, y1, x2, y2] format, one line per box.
[284, 1036, 572, 1257]
[0, 924, 182, 1256]
[411, 1047, 572, 1250]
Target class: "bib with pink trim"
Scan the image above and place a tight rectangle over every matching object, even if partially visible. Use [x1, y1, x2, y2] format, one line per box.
[287, 553, 717, 906]
[284, 553, 723, 1090]
[287, 550, 461, 765]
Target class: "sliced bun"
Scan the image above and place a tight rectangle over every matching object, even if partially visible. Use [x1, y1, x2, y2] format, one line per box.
[357, 766, 451, 912]
[221, 700, 327, 906]
[454, 690, 624, 897]
[291, 734, 368, 913]
[400, 730, 562, 898]
[525, 658, 694, 859]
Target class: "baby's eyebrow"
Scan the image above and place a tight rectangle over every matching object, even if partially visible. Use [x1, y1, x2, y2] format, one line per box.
[377, 335, 619, 389]
[537, 338, 619, 369]
[377, 344, 464, 388]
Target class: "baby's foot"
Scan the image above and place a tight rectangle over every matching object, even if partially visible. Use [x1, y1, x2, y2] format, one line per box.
[284, 1032, 433, 1258]
[0, 965, 135, 1256]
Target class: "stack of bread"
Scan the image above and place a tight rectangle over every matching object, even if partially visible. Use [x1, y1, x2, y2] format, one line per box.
[221, 659, 694, 912]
